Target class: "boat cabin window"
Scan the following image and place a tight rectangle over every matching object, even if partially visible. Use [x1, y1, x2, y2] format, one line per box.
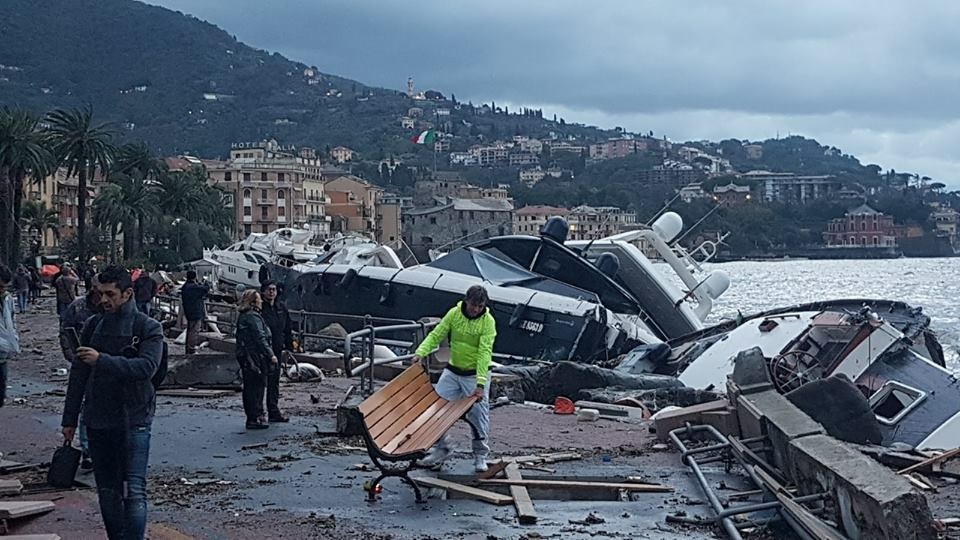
[869, 381, 926, 425]
[786, 322, 862, 370]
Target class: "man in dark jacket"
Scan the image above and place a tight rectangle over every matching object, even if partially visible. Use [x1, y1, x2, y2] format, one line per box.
[259, 281, 292, 422]
[59, 282, 102, 469]
[61, 266, 163, 540]
[12, 267, 30, 314]
[133, 273, 157, 315]
[54, 263, 79, 316]
[179, 270, 209, 355]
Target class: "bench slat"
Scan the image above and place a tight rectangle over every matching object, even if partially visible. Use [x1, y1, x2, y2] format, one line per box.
[358, 364, 424, 416]
[368, 384, 438, 442]
[372, 390, 442, 448]
[364, 369, 431, 427]
[395, 396, 478, 455]
[380, 398, 452, 454]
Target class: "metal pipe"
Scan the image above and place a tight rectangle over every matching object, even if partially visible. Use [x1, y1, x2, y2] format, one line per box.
[349, 354, 417, 377]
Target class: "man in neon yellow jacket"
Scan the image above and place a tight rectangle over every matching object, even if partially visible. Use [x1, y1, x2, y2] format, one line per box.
[413, 285, 496, 473]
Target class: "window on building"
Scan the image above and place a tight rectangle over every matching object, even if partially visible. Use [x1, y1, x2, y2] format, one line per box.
[225, 172, 232, 181]
[262, 224, 269, 233]
[244, 224, 251, 235]
[243, 206, 251, 216]
[261, 189, 267, 199]
[278, 173, 285, 182]
[470, 211, 475, 219]
[243, 188, 251, 199]
[278, 206, 285, 217]
[873, 236, 880, 246]
[243, 172, 251, 182]
[261, 207, 268, 219]
[277, 190, 285, 200]
[261, 172, 268, 181]
[422, 236, 433, 245]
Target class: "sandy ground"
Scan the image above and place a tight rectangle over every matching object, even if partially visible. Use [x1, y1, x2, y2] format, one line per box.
[1, 292, 956, 539]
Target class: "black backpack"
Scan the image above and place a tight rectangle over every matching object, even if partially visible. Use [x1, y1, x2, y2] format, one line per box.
[81, 312, 168, 389]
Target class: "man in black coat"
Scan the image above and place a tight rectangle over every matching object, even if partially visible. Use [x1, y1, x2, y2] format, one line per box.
[179, 271, 209, 355]
[259, 280, 292, 422]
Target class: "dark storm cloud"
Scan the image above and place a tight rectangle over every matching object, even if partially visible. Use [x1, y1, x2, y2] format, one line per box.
[149, 0, 960, 186]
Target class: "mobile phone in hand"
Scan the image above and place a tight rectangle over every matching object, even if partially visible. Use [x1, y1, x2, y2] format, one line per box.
[64, 327, 81, 352]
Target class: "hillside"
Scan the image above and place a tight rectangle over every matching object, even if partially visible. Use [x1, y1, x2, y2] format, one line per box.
[0, 0, 615, 159]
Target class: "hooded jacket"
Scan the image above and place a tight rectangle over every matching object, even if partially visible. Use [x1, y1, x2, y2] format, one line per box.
[415, 301, 497, 387]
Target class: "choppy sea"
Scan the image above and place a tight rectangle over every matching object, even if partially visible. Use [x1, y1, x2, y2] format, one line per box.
[689, 257, 959, 372]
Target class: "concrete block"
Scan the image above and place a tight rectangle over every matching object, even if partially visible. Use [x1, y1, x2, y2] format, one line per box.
[653, 399, 731, 440]
[738, 390, 823, 470]
[574, 400, 647, 419]
[789, 434, 935, 540]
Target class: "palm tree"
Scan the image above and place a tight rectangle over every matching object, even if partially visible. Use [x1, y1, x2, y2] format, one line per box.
[115, 142, 163, 180]
[93, 174, 158, 262]
[20, 200, 59, 257]
[45, 107, 115, 261]
[157, 167, 206, 221]
[0, 108, 54, 266]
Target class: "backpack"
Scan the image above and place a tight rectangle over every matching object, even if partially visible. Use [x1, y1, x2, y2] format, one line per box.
[81, 312, 168, 389]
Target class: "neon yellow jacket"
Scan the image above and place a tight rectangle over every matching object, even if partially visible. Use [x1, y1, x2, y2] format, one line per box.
[415, 301, 497, 387]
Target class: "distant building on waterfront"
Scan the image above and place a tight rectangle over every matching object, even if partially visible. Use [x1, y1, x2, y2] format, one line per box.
[403, 198, 514, 260]
[330, 146, 355, 164]
[207, 139, 319, 238]
[742, 170, 840, 204]
[324, 175, 383, 239]
[712, 182, 752, 206]
[567, 205, 637, 241]
[513, 205, 570, 235]
[823, 204, 898, 248]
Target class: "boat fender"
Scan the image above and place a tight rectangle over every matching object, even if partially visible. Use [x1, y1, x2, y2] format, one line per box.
[338, 268, 358, 289]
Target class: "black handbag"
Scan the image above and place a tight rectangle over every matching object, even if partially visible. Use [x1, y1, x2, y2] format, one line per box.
[47, 441, 81, 488]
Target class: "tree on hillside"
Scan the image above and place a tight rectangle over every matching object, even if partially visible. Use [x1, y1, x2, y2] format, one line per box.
[45, 107, 116, 261]
[99, 172, 158, 260]
[0, 108, 54, 267]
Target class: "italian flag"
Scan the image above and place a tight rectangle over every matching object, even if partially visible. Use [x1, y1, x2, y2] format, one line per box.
[410, 130, 437, 145]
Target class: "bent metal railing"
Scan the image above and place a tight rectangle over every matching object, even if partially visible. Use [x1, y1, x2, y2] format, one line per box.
[343, 318, 440, 396]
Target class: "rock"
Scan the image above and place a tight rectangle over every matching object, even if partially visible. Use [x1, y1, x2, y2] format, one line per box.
[318, 323, 348, 339]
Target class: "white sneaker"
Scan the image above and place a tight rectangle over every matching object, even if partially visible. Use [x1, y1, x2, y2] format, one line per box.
[418, 447, 451, 467]
[474, 455, 488, 473]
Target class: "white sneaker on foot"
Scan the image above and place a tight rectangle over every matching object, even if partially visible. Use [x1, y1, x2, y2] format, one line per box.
[474, 455, 488, 473]
[418, 447, 451, 467]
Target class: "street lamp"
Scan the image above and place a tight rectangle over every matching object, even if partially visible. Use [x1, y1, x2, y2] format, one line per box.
[171, 218, 183, 257]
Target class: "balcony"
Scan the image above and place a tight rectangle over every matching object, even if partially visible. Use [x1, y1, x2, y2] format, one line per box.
[243, 215, 252, 223]
[257, 198, 274, 205]
[242, 198, 252, 206]
[277, 215, 287, 223]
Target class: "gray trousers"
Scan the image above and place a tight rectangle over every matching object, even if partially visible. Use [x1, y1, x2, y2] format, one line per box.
[433, 368, 490, 458]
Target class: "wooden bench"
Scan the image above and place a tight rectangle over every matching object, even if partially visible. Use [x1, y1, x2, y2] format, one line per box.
[358, 362, 478, 502]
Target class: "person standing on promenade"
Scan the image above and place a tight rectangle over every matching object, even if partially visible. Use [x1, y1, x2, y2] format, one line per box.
[133, 272, 157, 316]
[54, 263, 79, 316]
[259, 280, 292, 423]
[61, 265, 163, 540]
[12, 266, 30, 314]
[235, 290, 277, 430]
[413, 285, 497, 473]
[179, 270, 209, 355]
[0, 265, 20, 409]
[59, 281, 103, 470]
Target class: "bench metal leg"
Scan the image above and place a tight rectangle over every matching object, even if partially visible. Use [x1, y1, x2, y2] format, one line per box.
[365, 452, 426, 503]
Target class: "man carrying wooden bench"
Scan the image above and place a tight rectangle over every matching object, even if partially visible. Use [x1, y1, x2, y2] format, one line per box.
[413, 285, 497, 473]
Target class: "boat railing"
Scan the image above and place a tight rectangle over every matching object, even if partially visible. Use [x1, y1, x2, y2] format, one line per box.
[343, 317, 440, 396]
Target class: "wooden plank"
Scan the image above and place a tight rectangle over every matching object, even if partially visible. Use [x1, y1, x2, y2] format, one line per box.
[390, 398, 463, 455]
[395, 396, 478, 455]
[365, 370, 431, 428]
[2, 535, 62, 540]
[155, 389, 234, 398]
[477, 460, 510, 480]
[505, 464, 537, 525]
[413, 477, 513, 505]
[357, 365, 425, 416]
[368, 382, 435, 439]
[381, 398, 452, 454]
[479, 479, 674, 492]
[898, 447, 960, 475]
[0, 479, 23, 495]
[0, 500, 56, 519]
[372, 392, 441, 448]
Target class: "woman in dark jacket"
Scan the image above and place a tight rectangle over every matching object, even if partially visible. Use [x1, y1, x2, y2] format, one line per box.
[235, 290, 277, 429]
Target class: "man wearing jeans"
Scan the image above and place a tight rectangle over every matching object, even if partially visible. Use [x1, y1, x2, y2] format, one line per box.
[61, 266, 163, 540]
[414, 285, 497, 473]
[179, 271, 209, 355]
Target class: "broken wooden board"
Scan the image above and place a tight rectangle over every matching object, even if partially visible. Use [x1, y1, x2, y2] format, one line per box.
[898, 447, 960, 475]
[0, 478, 24, 495]
[155, 388, 235, 398]
[479, 478, 673, 492]
[477, 460, 510, 480]
[505, 464, 537, 525]
[0, 500, 56, 519]
[0, 459, 29, 474]
[503, 452, 582, 465]
[2, 535, 62, 540]
[413, 477, 513, 505]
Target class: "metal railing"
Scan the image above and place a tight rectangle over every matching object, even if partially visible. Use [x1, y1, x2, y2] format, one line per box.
[343, 317, 440, 396]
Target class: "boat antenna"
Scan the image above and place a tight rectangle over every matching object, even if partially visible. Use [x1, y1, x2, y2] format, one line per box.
[670, 204, 721, 247]
[645, 191, 683, 226]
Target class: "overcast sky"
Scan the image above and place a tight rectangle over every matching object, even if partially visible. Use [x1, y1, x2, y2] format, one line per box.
[150, 0, 960, 188]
